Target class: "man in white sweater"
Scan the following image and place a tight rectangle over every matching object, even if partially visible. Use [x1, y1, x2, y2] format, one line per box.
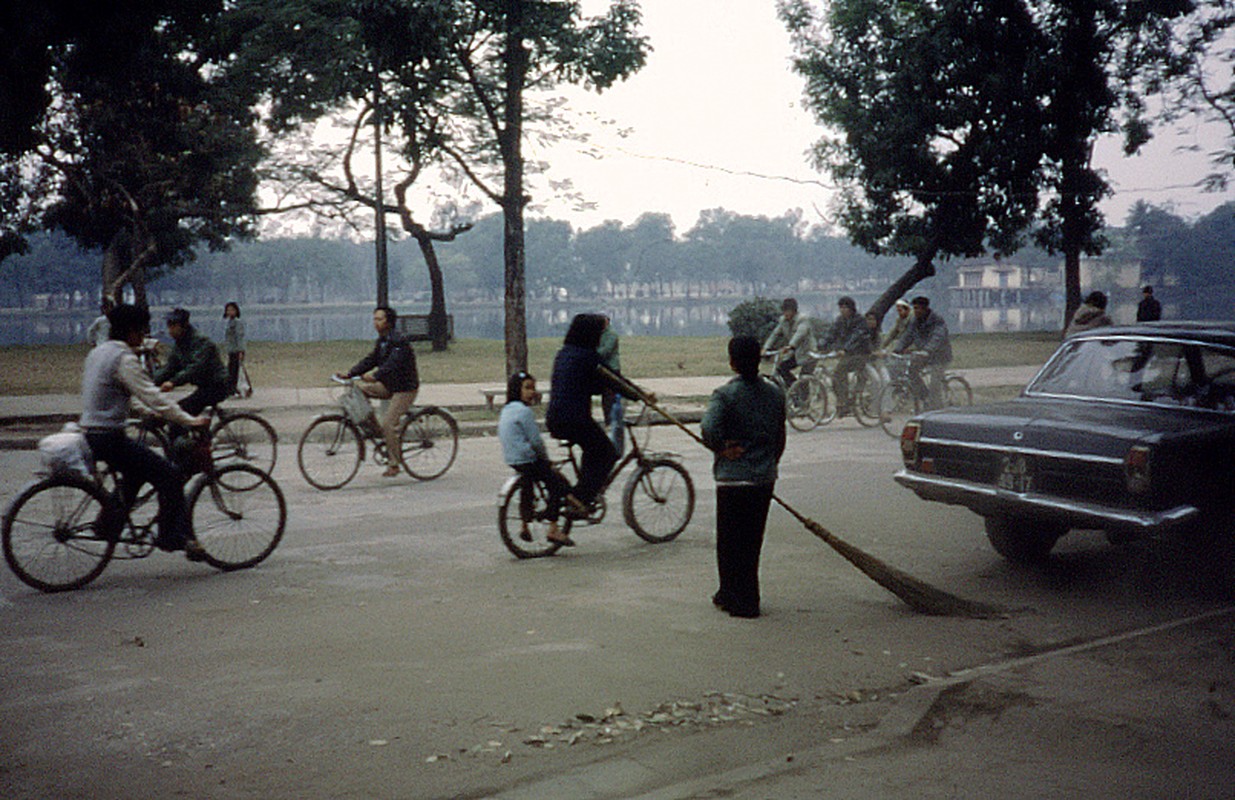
[80, 304, 210, 559]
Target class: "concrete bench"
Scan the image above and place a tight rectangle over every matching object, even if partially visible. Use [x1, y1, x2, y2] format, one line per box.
[480, 388, 549, 410]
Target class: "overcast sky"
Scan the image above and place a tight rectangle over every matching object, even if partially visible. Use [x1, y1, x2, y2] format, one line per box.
[522, 0, 1232, 234]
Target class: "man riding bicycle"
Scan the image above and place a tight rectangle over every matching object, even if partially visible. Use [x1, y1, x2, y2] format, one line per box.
[81, 304, 211, 559]
[154, 307, 230, 416]
[336, 306, 419, 477]
[762, 298, 817, 387]
[892, 296, 953, 410]
[818, 296, 872, 417]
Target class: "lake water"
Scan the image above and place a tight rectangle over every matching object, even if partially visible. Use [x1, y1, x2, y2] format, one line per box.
[0, 297, 1065, 346]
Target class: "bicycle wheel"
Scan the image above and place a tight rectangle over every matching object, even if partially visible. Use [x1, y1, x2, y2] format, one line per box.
[497, 474, 572, 558]
[853, 365, 882, 427]
[189, 465, 286, 570]
[813, 374, 840, 427]
[878, 383, 919, 439]
[298, 414, 364, 490]
[943, 375, 974, 407]
[786, 377, 825, 431]
[2, 475, 117, 592]
[212, 412, 277, 487]
[623, 458, 695, 543]
[400, 407, 459, 481]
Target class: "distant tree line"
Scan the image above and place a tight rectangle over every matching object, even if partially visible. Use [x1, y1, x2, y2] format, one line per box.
[2, 201, 1231, 315]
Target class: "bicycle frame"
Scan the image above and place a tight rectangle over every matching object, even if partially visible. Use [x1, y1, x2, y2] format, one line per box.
[552, 403, 678, 506]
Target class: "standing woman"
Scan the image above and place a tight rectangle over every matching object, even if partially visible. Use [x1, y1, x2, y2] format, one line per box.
[701, 336, 787, 619]
[223, 302, 247, 397]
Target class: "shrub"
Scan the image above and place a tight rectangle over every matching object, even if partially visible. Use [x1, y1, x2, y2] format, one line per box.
[728, 297, 781, 343]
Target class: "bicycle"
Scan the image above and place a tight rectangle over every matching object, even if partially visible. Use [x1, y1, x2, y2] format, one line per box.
[126, 404, 278, 490]
[804, 350, 885, 429]
[297, 377, 459, 490]
[2, 428, 287, 593]
[497, 402, 695, 558]
[763, 350, 831, 431]
[877, 352, 973, 438]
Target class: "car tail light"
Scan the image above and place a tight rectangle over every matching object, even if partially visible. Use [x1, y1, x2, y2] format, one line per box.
[900, 422, 921, 466]
[1124, 445, 1151, 494]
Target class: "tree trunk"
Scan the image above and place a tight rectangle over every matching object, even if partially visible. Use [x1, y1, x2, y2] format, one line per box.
[413, 233, 451, 352]
[866, 246, 938, 324]
[501, 0, 529, 376]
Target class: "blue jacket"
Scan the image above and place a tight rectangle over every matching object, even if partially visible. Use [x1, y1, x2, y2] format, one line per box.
[499, 401, 546, 466]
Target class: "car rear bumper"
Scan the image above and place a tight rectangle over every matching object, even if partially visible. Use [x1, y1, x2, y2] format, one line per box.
[894, 469, 1200, 532]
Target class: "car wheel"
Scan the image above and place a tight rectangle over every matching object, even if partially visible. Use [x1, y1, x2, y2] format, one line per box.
[984, 516, 1065, 564]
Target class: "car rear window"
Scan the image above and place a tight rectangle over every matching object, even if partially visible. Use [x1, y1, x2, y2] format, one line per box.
[1028, 337, 1235, 412]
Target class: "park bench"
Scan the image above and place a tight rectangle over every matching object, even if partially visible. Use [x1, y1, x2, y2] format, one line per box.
[396, 313, 453, 343]
[480, 387, 549, 410]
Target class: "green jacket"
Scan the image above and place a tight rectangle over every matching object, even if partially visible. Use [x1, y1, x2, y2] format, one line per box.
[701, 374, 786, 485]
[154, 326, 228, 390]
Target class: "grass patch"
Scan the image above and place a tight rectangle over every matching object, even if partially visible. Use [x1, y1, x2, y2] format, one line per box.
[0, 331, 1061, 396]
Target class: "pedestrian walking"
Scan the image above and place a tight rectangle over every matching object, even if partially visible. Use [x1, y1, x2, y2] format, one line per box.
[597, 311, 625, 456]
[701, 335, 787, 619]
[1137, 286, 1162, 322]
[222, 302, 249, 397]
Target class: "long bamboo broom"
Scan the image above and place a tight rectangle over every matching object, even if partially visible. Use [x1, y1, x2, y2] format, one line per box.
[602, 367, 1006, 619]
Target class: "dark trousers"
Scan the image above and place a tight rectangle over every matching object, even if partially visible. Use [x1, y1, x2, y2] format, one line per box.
[513, 458, 571, 522]
[548, 418, 616, 505]
[715, 483, 775, 615]
[227, 354, 242, 395]
[85, 430, 191, 546]
[832, 355, 865, 411]
[179, 383, 230, 417]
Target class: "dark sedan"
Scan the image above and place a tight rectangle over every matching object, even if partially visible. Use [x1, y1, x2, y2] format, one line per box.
[895, 322, 1235, 565]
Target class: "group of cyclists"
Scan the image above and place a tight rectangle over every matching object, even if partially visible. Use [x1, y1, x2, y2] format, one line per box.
[762, 294, 953, 416]
[79, 294, 947, 575]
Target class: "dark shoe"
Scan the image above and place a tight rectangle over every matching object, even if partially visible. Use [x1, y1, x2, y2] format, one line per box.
[546, 533, 575, 547]
[184, 540, 207, 562]
[519, 527, 533, 543]
[727, 606, 760, 619]
[382, 465, 402, 478]
[153, 536, 184, 553]
[711, 592, 731, 610]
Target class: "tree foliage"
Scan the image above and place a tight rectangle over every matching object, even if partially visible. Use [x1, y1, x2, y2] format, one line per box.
[0, 0, 263, 303]
[780, 0, 1204, 328]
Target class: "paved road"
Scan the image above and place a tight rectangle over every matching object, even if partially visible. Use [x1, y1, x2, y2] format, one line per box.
[4, 367, 1234, 799]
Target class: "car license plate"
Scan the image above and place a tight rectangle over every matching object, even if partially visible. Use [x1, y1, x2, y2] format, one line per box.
[997, 453, 1033, 493]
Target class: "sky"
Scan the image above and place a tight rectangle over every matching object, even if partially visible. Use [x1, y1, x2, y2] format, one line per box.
[519, 0, 1233, 235]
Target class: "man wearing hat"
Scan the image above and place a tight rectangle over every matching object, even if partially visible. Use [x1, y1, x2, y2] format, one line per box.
[893, 296, 953, 410]
[154, 307, 230, 416]
[881, 298, 913, 352]
[762, 297, 817, 388]
[819, 296, 872, 417]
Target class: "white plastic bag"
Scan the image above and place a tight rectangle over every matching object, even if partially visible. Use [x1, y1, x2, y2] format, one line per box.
[38, 423, 92, 477]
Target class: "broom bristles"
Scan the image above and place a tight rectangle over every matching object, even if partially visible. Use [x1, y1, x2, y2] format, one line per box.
[777, 497, 1006, 619]
[629, 384, 1007, 619]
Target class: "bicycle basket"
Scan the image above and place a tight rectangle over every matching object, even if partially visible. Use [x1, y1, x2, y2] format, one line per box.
[339, 383, 375, 427]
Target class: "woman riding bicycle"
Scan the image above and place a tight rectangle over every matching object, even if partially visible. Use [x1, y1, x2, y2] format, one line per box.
[81, 304, 211, 560]
[545, 313, 650, 515]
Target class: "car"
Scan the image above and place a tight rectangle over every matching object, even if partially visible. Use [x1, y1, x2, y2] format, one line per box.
[894, 322, 1235, 568]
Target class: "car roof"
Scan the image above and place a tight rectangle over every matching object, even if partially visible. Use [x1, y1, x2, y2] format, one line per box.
[1070, 321, 1235, 348]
